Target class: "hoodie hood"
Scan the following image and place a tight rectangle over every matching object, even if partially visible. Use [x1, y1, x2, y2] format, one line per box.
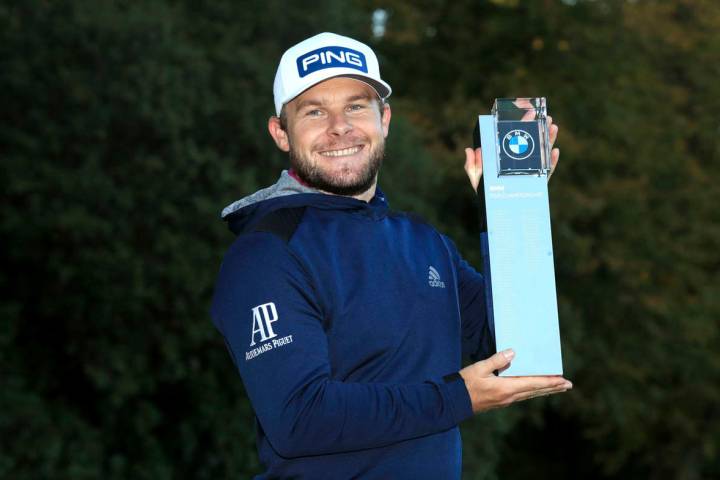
[221, 170, 389, 235]
[221, 170, 317, 218]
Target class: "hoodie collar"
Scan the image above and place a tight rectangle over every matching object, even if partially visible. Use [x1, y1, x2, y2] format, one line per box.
[221, 170, 319, 219]
[221, 170, 389, 235]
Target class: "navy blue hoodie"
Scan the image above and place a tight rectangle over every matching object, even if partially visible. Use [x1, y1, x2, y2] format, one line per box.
[211, 171, 492, 479]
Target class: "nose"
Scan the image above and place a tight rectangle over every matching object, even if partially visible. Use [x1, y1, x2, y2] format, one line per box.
[326, 111, 353, 136]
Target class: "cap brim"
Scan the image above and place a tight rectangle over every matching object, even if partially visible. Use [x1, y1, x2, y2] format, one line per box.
[341, 74, 392, 99]
[278, 73, 392, 115]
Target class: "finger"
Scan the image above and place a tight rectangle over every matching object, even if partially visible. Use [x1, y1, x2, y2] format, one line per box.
[464, 147, 483, 192]
[497, 362, 511, 375]
[521, 108, 536, 121]
[476, 349, 515, 374]
[549, 122, 559, 147]
[514, 380, 573, 400]
[513, 98, 533, 110]
[548, 148, 559, 180]
[501, 375, 570, 395]
[513, 385, 571, 402]
[515, 99, 536, 121]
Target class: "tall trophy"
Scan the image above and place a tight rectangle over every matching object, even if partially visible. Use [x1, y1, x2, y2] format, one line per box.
[475, 98, 563, 376]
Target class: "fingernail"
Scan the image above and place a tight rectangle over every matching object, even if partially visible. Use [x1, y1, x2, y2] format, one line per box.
[564, 381, 573, 389]
[501, 349, 515, 360]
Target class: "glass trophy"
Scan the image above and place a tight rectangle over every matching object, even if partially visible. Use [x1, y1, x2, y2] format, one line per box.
[475, 98, 563, 376]
[492, 97, 551, 176]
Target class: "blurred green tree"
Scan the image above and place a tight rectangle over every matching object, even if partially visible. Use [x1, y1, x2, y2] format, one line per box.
[1, 1, 369, 478]
[2, 0, 719, 478]
[360, 0, 720, 478]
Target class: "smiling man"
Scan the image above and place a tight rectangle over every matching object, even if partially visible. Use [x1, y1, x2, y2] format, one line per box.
[211, 32, 571, 479]
[268, 76, 390, 199]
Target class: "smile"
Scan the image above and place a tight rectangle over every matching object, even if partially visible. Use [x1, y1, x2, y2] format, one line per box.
[318, 146, 363, 157]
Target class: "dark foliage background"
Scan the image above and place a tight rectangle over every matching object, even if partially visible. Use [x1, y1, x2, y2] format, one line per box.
[2, 1, 718, 478]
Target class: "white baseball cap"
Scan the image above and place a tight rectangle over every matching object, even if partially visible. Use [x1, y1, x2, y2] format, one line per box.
[273, 32, 392, 116]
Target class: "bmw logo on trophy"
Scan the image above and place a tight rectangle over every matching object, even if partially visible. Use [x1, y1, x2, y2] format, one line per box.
[475, 98, 563, 376]
[502, 129, 534, 159]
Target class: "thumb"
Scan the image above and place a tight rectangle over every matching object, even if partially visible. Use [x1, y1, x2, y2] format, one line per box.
[464, 147, 482, 192]
[479, 349, 515, 374]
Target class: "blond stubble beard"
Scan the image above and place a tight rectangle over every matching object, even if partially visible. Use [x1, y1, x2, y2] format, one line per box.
[288, 140, 385, 197]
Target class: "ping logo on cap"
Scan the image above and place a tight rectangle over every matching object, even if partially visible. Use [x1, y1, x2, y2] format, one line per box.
[296, 46, 368, 78]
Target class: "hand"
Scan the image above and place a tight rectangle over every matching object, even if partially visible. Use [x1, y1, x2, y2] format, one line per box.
[459, 349, 572, 413]
[463, 113, 560, 192]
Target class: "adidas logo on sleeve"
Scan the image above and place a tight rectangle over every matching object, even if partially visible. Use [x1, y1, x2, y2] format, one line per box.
[428, 266, 446, 288]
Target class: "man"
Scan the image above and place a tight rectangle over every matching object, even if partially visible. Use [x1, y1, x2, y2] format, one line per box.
[211, 32, 571, 479]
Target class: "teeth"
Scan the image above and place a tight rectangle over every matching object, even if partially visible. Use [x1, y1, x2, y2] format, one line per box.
[319, 146, 361, 157]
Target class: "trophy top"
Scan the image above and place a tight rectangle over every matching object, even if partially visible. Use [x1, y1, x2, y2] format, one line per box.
[492, 97, 547, 121]
[486, 98, 551, 176]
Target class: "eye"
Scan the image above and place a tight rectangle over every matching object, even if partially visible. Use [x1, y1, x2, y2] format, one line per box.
[306, 109, 323, 117]
[347, 104, 366, 112]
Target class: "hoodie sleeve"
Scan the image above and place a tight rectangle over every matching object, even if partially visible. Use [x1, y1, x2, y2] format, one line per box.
[441, 235, 494, 362]
[210, 232, 473, 458]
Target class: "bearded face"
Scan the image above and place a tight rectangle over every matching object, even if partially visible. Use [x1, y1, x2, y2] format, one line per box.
[288, 130, 385, 197]
[275, 77, 391, 199]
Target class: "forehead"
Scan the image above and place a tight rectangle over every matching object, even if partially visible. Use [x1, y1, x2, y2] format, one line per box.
[289, 77, 378, 110]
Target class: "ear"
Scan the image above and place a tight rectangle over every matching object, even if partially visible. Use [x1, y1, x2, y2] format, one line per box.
[381, 103, 392, 139]
[268, 116, 290, 152]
